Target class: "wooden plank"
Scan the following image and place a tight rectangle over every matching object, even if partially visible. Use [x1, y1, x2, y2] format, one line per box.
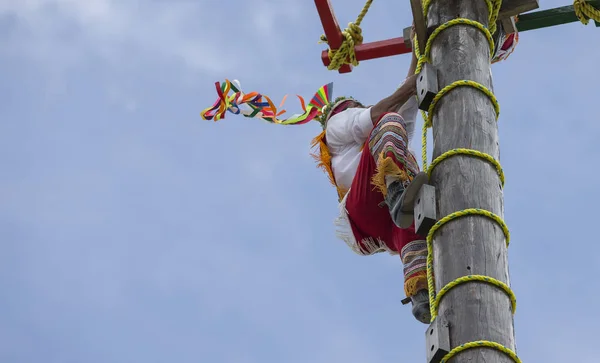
[500, 16, 518, 34]
[321, 37, 412, 68]
[315, 0, 597, 72]
[403, 26, 413, 48]
[410, 0, 428, 55]
[314, 0, 352, 73]
[498, 0, 540, 20]
[517, 0, 600, 32]
[426, 0, 516, 361]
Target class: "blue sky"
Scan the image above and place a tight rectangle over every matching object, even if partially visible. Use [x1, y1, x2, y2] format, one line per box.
[1, 0, 599, 362]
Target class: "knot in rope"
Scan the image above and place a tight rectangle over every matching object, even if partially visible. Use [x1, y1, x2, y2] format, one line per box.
[326, 22, 364, 70]
[319, 0, 373, 71]
[574, 0, 600, 24]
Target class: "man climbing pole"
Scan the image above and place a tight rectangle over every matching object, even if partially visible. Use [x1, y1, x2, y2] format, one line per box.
[312, 26, 431, 324]
[199, 22, 520, 324]
[201, 0, 600, 360]
[200, 29, 430, 323]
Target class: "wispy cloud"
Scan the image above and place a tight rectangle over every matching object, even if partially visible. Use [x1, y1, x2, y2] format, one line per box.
[1, 0, 600, 362]
[0, 0, 231, 71]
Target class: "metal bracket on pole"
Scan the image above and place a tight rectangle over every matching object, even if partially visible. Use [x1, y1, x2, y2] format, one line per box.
[401, 184, 437, 306]
[426, 318, 450, 363]
[414, 184, 437, 236]
[417, 63, 438, 111]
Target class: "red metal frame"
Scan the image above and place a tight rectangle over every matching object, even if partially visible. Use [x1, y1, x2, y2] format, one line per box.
[314, 0, 352, 73]
[314, 0, 412, 74]
[320, 37, 412, 71]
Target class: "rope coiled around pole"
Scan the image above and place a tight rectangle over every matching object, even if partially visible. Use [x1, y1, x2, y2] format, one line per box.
[414, 0, 521, 361]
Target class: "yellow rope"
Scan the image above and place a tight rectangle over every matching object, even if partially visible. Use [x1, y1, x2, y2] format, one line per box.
[414, 18, 497, 171]
[319, 0, 373, 71]
[426, 79, 500, 127]
[426, 209, 514, 317]
[441, 341, 522, 363]
[415, 18, 496, 75]
[574, 0, 600, 24]
[434, 274, 517, 314]
[422, 0, 501, 35]
[413, 1, 520, 362]
[428, 148, 505, 186]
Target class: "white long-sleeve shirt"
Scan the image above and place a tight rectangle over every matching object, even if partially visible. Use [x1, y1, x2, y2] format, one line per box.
[324, 95, 420, 255]
[325, 95, 419, 191]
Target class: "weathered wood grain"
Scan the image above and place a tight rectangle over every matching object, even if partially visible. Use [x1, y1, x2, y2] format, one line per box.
[426, 0, 516, 361]
[499, 0, 539, 19]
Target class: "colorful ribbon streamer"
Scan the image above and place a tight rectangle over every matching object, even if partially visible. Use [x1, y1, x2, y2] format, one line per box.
[200, 79, 334, 125]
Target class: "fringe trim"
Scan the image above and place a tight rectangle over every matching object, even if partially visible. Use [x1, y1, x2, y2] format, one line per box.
[311, 130, 347, 201]
[371, 154, 410, 197]
[334, 191, 398, 256]
[404, 271, 428, 297]
[309, 132, 399, 258]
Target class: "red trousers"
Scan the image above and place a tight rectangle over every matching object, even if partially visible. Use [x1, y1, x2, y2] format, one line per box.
[345, 141, 421, 254]
[343, 112, 428, 297]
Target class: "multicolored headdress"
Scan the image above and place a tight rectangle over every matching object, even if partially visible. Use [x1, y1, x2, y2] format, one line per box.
[200, 79, 335, 129]
[200, 79, 362, 202]
[319, 96, 364, 125]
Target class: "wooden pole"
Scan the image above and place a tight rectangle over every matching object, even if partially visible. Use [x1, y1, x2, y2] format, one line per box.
[426, 0, 515, 361]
